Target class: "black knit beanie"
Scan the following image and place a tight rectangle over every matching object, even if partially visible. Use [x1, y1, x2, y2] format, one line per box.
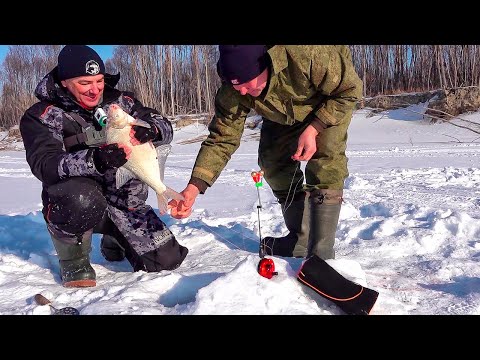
[57, 45, 106, 81]
[218, 45, 268, 85]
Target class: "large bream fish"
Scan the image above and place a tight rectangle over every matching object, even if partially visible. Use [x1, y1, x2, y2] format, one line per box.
[106, 104, 183, 214]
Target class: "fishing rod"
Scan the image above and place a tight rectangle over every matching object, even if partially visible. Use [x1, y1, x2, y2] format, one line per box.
[250, 170, 278, 279]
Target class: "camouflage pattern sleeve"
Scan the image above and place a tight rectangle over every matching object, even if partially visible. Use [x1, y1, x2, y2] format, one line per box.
[58, 149, 99, 179]
[311, 46, 363, 127]
[20, 103, 99, 186]
[129, 96, 173, 146]
[190, 85, 251, 187]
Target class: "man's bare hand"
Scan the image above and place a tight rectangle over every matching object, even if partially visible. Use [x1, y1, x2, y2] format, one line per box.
[168, 183, 200, 219]
[291, 124, 319, 161]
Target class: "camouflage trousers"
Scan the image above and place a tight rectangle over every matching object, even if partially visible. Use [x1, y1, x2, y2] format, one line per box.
[42, 175, 187, 272]
[258, 116, 351, 202]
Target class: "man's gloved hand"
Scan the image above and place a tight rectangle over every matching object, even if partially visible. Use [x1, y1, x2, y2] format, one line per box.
[93, 143, 131, 173]
[131, 122, 159, 145]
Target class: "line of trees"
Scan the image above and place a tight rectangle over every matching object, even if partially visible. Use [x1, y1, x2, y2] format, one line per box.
[108, 45, 218, 117]
[350, 45, 480, 97]
[2, 45, 480, 130]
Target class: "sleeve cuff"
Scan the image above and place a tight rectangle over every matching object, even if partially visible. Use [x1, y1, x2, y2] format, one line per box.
[310, 117, 328, 134]
[188, 177, 209, 194]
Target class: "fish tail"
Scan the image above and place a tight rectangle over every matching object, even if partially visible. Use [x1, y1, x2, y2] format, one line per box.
[165, 186, 185, 201]
[157, 192, 169, 215]
[157, 187, 184, 215]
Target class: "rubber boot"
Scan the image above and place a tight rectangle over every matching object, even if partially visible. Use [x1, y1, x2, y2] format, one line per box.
[307, 189, 343, 260]
[264, 193, 309, 258]
[100, 234, 126, 262]
[50, 229, 96, 288]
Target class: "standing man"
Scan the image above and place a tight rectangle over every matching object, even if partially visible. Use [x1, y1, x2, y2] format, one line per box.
[169, 45, 362, 260]
[20, 45, 188, 287]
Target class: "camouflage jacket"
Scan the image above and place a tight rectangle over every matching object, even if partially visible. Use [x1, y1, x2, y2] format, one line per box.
[20, 68, 173, 187]
[191, 45, 363, 189]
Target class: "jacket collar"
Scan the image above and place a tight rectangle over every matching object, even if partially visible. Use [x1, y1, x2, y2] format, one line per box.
[256, 46, 287, 101]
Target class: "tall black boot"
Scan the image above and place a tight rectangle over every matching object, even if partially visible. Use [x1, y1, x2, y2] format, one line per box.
[93, 211, 126, 262]
[49, 229, 96, 288]
[100, 235, 126, 262]
[307, 189, 343, 260]
[264, 193, 309, 258]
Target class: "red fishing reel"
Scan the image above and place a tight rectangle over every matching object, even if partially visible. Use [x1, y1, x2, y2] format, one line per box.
[257, 257, 278, 279]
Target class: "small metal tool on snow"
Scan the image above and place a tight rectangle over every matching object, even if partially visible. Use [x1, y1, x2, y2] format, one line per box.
[34, 293, 80, 315]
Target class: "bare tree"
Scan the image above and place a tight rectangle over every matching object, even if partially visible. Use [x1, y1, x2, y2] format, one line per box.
[0, 45, 61, 129]
[7, 45, 480, 131]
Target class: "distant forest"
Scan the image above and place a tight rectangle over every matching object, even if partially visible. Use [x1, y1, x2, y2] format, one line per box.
[1, 45, 479, 130]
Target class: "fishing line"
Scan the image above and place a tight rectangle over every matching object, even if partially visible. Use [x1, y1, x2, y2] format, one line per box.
[198, 221, 253, 251]
[267, 161, 304, 256]
[282, 161, 304, 213]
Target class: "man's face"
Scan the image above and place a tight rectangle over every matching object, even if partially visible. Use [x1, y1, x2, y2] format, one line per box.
[61, 74, 105, 108]
[232, 68, 268, 97]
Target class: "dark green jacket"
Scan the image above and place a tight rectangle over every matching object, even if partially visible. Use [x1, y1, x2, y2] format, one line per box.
[191, 45, 363, 189]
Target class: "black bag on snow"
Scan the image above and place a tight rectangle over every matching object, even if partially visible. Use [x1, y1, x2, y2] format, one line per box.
[297, 255, 379, 315]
